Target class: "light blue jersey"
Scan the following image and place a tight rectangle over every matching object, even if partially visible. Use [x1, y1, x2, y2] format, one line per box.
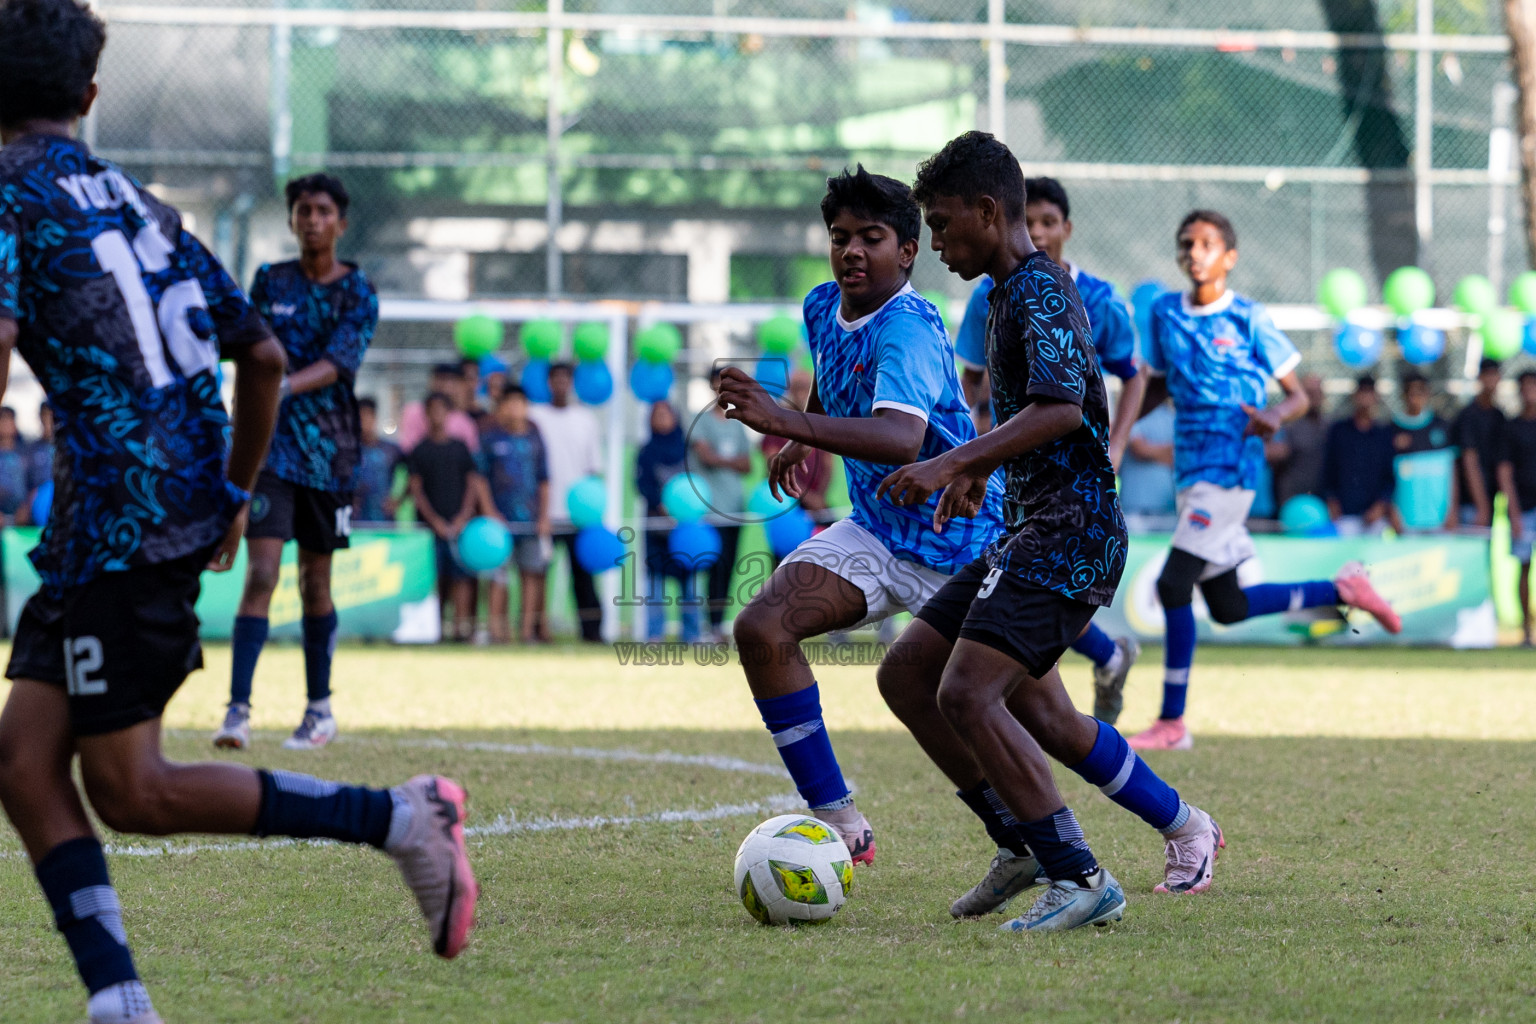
[1143, 289, 1301, 491]
[803, 281, 1004, 575]
[954, 265, 1138, 380]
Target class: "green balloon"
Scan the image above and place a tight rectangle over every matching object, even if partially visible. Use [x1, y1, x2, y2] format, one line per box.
[572, 322, 609, 362]
[636, 323, 682, 364]
[521, 319, 561, 360]
[921, 291, 951, 330]
[1383, 266, 1435, 318]
[758, 315, 800, 355]
[1509, 271, 1536, 314]
[1317, 268, 1368, 319]
[1481, 307, 1524, 360]
[1453, 274, 1498, 315]
[453, 315, 503, 359]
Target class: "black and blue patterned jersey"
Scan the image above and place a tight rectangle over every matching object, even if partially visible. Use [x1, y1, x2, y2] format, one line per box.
[251, 260, 377, 495]
[0, 133, 270, 591]
[984, 251, 1127, 607]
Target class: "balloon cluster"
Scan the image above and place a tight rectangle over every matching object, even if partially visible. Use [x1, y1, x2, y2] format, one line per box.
[565, 475, 627, 574]
[514, 320, 615, 405]
[747, 480, 813, 559]
[659, 475, 722, 572]
[631, 324, 680, 402]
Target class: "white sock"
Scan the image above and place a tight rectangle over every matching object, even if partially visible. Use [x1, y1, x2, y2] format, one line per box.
[307, 698, 332, 717]
[88, 980, 154, 1024]
[383, 789, 415, 852]
[1102, 645, 1125, 674]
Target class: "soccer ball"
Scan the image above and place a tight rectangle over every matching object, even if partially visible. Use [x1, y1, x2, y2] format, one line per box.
[733, 814, 853, 925]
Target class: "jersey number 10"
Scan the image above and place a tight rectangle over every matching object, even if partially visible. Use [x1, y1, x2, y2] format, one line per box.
[92, 227, 219, 387]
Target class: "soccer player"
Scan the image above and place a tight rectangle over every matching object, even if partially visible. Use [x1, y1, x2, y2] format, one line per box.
[212, 172, 378, 751]
[873, 132, 1222, 930]
[0, 5, 476, 1021]
[954, 177, 1142, 724]
[716, 166, 1005, 865]
[1127, 210, 1401, 751]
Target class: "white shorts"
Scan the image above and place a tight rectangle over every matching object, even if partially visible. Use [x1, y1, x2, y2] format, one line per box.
[780, 518, 951, 628]
[1171, 481, 1257, 579]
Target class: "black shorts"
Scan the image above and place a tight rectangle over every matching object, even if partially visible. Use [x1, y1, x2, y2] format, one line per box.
[247, 468, 353, 553]
[434, 536, 472, 584]
[6, 550, 210, 736]
[915, 557, 1099, 678]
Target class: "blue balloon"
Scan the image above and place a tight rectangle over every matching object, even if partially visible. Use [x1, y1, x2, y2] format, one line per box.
[1399, 321, 1446, 365]
[630, 360, 674, 403]
[456, 516, 512, 574]
[1335, 322, 1383, 367]
[764, 507, 814, 558]
[747, 480, 794, 518]
[1524, 316, 1536, 357]
[661, 474, 712, 524]
[573, 360, 614, 405]
[566, 476, 607, 529]
[574, 526, 626, 575]
[1279, 494, 1331, 536]
[667, 521, 722, 572]
[30, 479, 52, 526]
[755, 356, 789, 397]
[522, 358, 552, 404]
[479, 354, 510, 377]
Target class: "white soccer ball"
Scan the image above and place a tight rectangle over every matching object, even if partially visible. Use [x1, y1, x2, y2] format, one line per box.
[733, 813, 853, 925]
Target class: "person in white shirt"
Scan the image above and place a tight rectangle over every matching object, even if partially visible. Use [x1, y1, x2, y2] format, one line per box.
[527, 361, 604, 641]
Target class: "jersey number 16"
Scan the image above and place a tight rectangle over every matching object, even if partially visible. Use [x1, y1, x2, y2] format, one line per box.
[92, 226, 219, 387]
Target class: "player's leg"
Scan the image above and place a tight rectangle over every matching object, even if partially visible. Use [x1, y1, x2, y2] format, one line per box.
[1129, 546, 1204, 750]
[1069, 620, 1140, 725]
[214, 537, 283, 750]
[1521, 562, 1533, 647]
[566, 536, 603, 642]
[488, 571, 511, 644]
[285, 548, 339, 749]
[706, 524, 742, 640]
[450, 577, 475, 641]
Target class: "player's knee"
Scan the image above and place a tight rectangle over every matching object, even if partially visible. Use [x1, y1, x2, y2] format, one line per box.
[83, 761, 176, 836]
[1156, 568, 1194, 610]
[875, 655, 930, 719]
[1205, 597, 1246, 625]
[243, 560, 281, 600]
[935, 678, 986, 732]
[732, 600, 788, 650]
[297, 563, 332, 610]
[1200, 572, 1249, 625]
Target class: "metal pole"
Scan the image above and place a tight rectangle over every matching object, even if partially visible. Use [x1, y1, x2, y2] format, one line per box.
[1412, 0, 1433, 264]
[987, 0, 1005, 141]
[546, 0, 564, 297]
[1488, 81, 1517, 292]
[270, 0, 292, 183]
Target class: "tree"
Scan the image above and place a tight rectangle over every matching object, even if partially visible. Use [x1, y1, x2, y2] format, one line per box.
[1508, 0, 1536, 266]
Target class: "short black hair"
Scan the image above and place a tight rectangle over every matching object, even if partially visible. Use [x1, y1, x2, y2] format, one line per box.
[424, 391, 453, 410]
[431, 362, 462, 379]
[1355, 374, 1378, 393]
[1023, 176, 1070, 221]
[358, 396, 378, 413]
[819, 165, 921, 247]
[0, 0, 106, 126]
[498, 384, 527, 403]
[284, 173, 350, 218]
[1177, 210, 1238, 250]
[459, 356, 480, 373]
[911, 131, 1026, 220]
[548, 360, 574, 377]
[1400, 371, 1429, 389]
[1480, 357, 1503, 375]
[1519, 370, 1536, 386]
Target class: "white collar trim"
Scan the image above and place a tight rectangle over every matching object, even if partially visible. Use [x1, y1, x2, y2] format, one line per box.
[1067, 261, 1080, 281]
[1181, 289, 1235, 316]
[837, 282, 915, 332]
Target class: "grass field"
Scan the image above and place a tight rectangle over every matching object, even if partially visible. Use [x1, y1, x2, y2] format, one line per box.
[3, 642, 1536, 1023]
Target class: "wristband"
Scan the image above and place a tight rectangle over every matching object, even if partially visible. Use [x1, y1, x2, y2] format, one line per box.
[278, 377, 292, 400]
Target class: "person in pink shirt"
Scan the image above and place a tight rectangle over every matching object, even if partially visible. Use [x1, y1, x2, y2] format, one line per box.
[398, 363, 480, 453]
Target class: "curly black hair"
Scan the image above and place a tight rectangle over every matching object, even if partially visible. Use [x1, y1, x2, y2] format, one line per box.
[1023, 176, 1070, 220]
[911, 131, 1025, 220]
[819, 165, 921, 246]
[0, 0, 106, 127]
[285, 173, 352, 218]
[1177, 209, 1238, 250]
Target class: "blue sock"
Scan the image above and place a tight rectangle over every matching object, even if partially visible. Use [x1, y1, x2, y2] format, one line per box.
[1016, 807, 1099, 883]
[956, 782, 1033, 854]
[754, 683, 851, 810]
[301, 611, 339, 704]
[254, 769, 399, 848]
[1069, 621, 1117, 668]
[1242, 581, 1339, 618]
[1070, 719, 1190, 833]
[1160, 602, 1196, 720]
[34, 838, 139, 996]
[229, 615, 268, 707]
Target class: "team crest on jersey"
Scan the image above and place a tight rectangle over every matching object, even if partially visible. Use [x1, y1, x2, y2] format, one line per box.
[1213, 336, 1237, 347]
[1188, 508, 1212, 530]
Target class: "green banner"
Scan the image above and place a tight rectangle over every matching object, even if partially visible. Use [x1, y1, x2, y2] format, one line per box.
[2, 529, 439, 642]
[1092, 534, 1496, 647]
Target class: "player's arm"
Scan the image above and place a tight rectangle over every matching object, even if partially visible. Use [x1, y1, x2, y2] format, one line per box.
[287, 286, 377, 398]
[1107, 364, 1148, 470]
[1242, 370, 1308, 440]
[407, 472, 449, 537]
[1500, 461, 1523, 537]
[1128, 432, 1173, 467]
[717, 367, 924, 466]
[206, 332, 287, 571]
[0, 320, 15, 401]
[451, 472, 483, 535]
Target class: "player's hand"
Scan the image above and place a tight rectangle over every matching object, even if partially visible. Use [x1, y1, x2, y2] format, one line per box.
[932, 472, 990, 534]
[207, 504, 249, 572]
[1108, 437, 1127, 473]
[767, 441, 812, 501]
[716, 368, 782, 435]
[1241, 403, 1282, 440]
[877, 453, 959, 510]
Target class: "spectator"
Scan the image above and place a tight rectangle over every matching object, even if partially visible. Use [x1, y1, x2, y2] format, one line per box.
[0, 407, 29, 524]
[1119, 400, 1176, 521]
[480, 386, 551, 644]
[760, 367, 833, 514]
[481, 355, 510, 409]
[694, 367, 753, 639]
[636, 401, 701, 642]
[1391, 371, 1457, 531]
[1321, 375, 1397, 536]
[352, 396, 403, 524]
[407, 392, 485, 641]
[398, 363, 481, 453]
[1453, 358, 1508, 528]
[1497, 371, 1536, 646]
[18, 402, 52, 526]
[1271, 373, 1328, 508]
[1392, 372, 1452, 454]
[528, 361, 605, 642]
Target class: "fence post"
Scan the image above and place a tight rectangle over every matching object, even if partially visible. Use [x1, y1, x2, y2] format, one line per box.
[987, 0, 1005, 142]
[546, 0, 565, 298]
[1413, 0, 1434, 265]
[270, 4, 292, 185]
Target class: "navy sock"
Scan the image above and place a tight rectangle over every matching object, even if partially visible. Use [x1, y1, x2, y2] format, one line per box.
[254, 769, 397, 848]
[1242, 581, 1339, 618]
[301, 611, 339, 704]
[754, 684, 851, 809]
[956, 782, 1033, 855]
[34, 838, 139, 995]
[1069, 622, 1117, 668]
[1016, 807, 1099, 883]
[1161, 602, 1196, 720]
[1070, 719, 1189, 832]
[229, 615, 269, 707]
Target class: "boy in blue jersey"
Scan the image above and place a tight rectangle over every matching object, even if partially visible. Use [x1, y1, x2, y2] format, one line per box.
[955, 177, 1146, 724]
[716, 166, 1005, 865]
[874, 132, 1223, 931]
[0, 6, 476, 1019]
[213, 173, 378, 752]
[1127, 210, 1401, 751]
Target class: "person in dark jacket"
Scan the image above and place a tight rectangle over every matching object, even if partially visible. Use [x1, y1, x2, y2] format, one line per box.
[636, 401, 701, 642]
[1321, 375, 1397, 536]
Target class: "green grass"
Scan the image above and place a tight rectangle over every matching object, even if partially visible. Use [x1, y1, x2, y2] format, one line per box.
[3, 644, 1536, 1022]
